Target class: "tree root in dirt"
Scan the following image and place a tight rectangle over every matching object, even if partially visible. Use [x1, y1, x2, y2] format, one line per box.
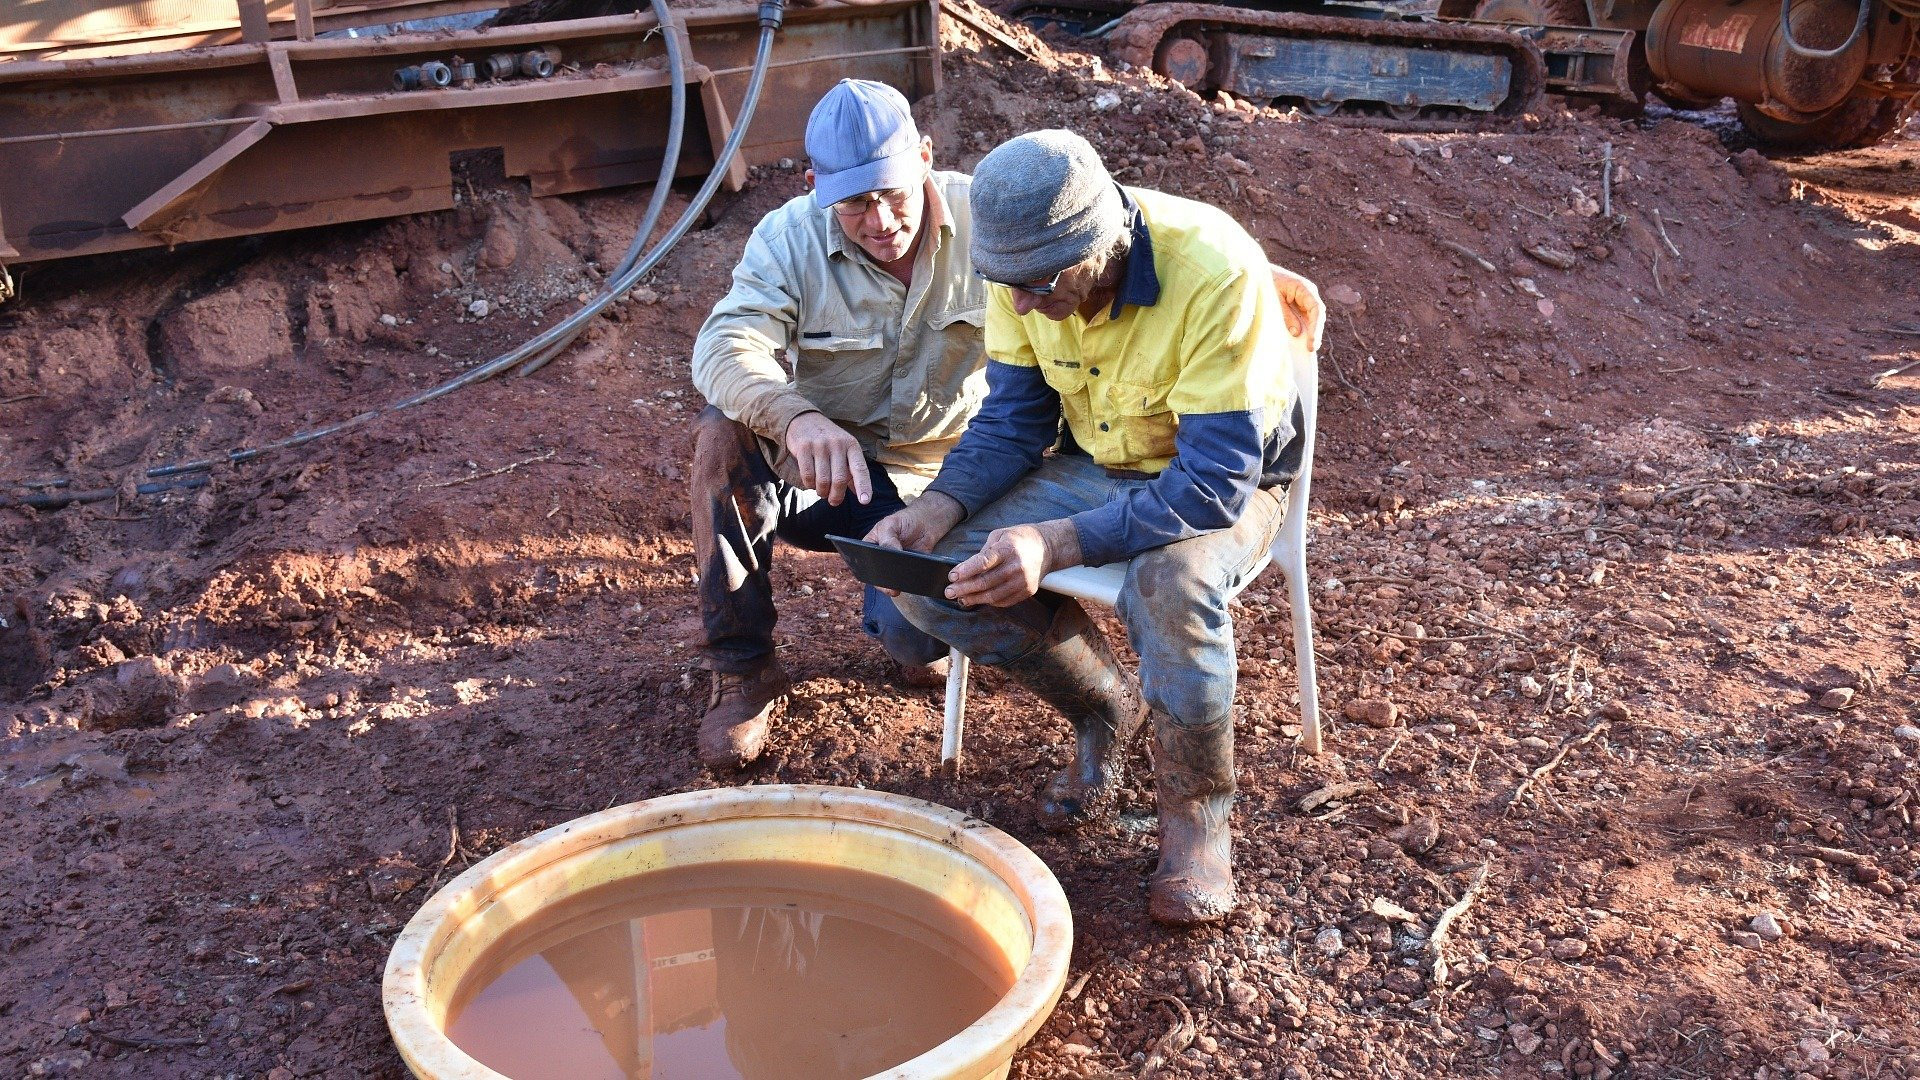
[1500, 718, 1609, 815]
[1428, 859, 1491, 988]
[92, 1028, 204, 1050]
[1138, 994, 1197, 1078]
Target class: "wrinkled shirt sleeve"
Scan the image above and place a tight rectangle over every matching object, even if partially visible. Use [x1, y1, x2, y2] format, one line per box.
[924, 360, 1060, 516]
[1069, 265, 1282, 566]
[690, 225, 823, 443]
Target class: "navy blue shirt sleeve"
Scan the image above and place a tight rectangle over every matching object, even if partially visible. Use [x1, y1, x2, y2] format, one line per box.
[924, 360, 1061, 516]
[1068, 408, 1269, 566]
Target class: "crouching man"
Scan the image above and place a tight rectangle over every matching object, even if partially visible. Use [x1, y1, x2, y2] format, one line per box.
[868, 130, 1320, 923]
[689, 79, 987, 770]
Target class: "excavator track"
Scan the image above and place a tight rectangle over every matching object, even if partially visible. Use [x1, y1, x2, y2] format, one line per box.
[1108, 4, 1549, 118]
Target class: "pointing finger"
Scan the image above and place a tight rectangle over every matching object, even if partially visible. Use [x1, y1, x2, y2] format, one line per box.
[828, 454, 849, 507]
[849, 453, 873, 506]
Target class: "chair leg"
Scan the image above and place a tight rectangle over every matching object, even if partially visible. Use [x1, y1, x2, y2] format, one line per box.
[941, 647, 970, 774]
[1287, 559, 1322, 754]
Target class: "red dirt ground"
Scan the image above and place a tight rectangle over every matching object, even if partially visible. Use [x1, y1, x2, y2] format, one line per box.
[4, 16, 1919, 1080]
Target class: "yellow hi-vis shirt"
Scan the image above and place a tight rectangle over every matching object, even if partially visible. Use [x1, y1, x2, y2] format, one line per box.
[984, 186, 1295, 475]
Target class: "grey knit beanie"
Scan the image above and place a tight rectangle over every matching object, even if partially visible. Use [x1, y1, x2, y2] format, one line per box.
[969, 130, 1125, 284]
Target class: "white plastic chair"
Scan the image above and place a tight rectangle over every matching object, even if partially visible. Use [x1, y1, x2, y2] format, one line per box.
[941, 266, 1324, 769]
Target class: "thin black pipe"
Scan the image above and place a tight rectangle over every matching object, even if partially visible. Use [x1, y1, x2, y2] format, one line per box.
[513, 0, 786, 378]
[513, 0, 690, 378]
[1780, 0, 1872, 61]
[6, 473, 208, 511]
[5, 0, 787, 509]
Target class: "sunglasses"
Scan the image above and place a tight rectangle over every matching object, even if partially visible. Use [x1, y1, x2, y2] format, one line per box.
[975, 266, 1067, 296]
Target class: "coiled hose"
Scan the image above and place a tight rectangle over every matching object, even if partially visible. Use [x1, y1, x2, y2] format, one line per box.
[1780, 0, 1872, 61]
[5, 0, 785, 510]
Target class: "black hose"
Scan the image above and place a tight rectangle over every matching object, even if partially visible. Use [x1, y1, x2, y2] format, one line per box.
[514, 0, 786, 377]
[3, 0, 784, 510]
[9, 473, 208, 511]
[1780, 0, 1872, 61]
[514, 0, 689, 378]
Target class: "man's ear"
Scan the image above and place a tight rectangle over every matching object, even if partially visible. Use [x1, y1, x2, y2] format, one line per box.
[805, 168, 817, 190]
[919, 137, 933, 167]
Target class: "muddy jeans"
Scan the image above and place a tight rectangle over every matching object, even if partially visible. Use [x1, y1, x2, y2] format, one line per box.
[892, 453, 1286, 730]
[692, 406, 948, 675]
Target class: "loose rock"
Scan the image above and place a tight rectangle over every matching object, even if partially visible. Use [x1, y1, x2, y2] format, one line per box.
[1343, 698, 1400, 728]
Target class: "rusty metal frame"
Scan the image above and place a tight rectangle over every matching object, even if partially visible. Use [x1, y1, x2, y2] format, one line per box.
[5, 0, 513, 61]
[1447, 19, 1640, 103]
[0, 0, 940, 264]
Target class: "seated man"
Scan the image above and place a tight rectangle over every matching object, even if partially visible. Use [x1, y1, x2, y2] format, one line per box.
[869, 130, 1320, 924]
[689, 79, 987, 770]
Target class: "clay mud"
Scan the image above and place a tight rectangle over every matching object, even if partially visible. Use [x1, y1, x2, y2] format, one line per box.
[445, 860, 1015, 1080]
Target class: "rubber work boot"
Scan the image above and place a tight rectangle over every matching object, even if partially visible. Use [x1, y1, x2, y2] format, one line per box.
[1148, 713, 1236, 925]
[1001, 602, 1145, 831]
[697, 661, 790, 770]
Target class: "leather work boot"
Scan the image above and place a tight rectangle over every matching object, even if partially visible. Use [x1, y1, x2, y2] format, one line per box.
[1148, 713, 1237, 925]
[697, 662, 791, 770]
[1001, 602, 1146, 831]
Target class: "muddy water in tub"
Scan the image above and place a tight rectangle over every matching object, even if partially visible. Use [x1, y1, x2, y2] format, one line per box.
[445, 860, 1017, 1079]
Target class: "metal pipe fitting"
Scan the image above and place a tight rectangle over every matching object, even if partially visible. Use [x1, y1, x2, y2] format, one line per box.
[516, 47, 558, 78]
[391, 59, 453, 91]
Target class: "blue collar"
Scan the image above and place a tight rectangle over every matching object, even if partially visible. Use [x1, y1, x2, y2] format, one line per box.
[1109, 185, 1160, 319]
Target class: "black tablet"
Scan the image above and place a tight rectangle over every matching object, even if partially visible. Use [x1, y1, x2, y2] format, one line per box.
[828, 535, 960, 598]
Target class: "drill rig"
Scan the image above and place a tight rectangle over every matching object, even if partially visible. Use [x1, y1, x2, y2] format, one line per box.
[1014, 0, 1919, 147]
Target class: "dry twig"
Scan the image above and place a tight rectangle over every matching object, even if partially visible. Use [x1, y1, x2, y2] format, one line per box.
[1551, 645, 1583, 713]
[1456, 612, 1535, 645]
[1438, 239, 1497, 273]
[424, 448, 556, 489]
[1298, 780, 1376, 813]
[1429, 860, 1491, 987]
[1331, 620, 1497, 644]
[1786, 843, 1867, 867]
[1501, 718, 1609, 814]
[1138, 994, 1197, 1079]
[427, 806, 463, 890]
[93, 1029, 204, 1050]
[1653, 208, 1681, 257]
[1377, 733, 1405, 771]
[1870, 358, 1920, 388]
[1601, 142, 1613, 218]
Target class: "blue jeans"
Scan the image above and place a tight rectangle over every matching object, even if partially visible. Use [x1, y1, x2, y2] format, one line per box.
[893, 454, 1286, 729]
[691, 407, 947, 674]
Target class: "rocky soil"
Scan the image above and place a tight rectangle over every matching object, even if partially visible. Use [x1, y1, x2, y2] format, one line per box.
[4, 11, 1919, 1079]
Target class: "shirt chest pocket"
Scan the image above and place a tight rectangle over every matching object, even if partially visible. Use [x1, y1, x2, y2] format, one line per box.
[1112, 379, 1178, 462]
[793, 322, 888, 409]
[794, 323, 885, 373]
[923, 305, 988, 412]
[928, 304, 984, 334]
[1039, 357, 1090, 398]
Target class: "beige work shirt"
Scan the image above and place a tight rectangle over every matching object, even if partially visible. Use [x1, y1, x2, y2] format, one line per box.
[691, 170, 988, 497]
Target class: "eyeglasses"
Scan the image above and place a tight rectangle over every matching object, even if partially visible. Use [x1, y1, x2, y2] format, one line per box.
[832, 187, 915, 219]
[975, 267, 1066, 296]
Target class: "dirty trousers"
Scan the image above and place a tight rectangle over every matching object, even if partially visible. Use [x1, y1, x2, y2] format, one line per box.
[892, 452, 1286, 730]
[691, 406, 948, 674]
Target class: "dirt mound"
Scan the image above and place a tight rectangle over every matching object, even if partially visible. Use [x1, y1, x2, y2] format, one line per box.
[4, 20, 1920, 1080]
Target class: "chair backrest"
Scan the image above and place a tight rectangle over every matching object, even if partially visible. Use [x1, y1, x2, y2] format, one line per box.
[1268, 264, 1320, 566]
